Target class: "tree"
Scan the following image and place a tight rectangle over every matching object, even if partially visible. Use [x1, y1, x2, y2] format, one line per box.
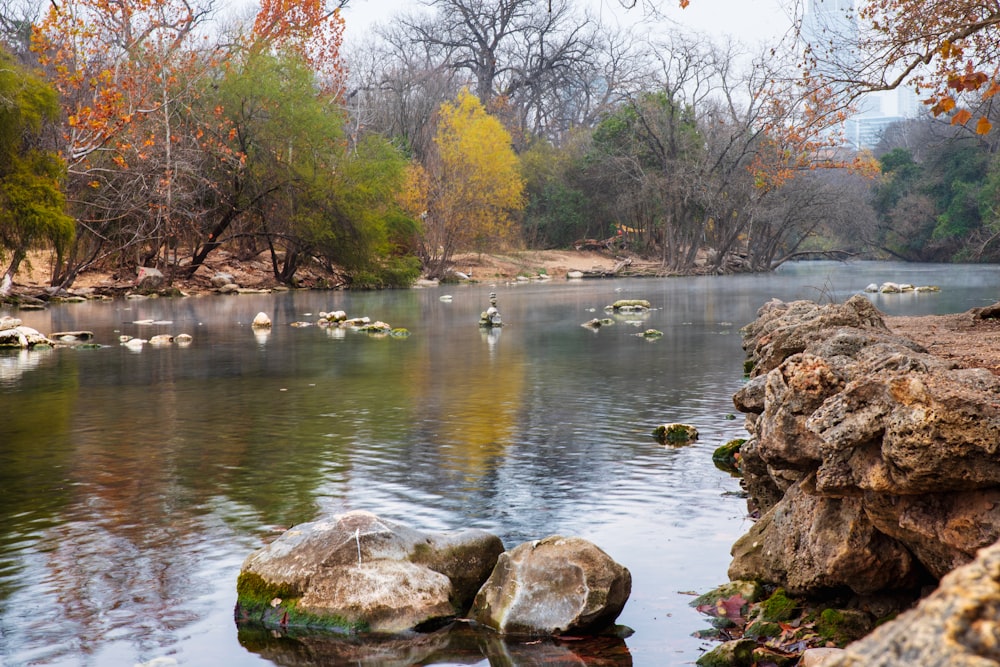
[411, 89, 524, 277]
[0, 48, 73, 294]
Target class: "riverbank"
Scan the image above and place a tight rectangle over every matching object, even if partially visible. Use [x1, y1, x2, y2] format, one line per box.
[5, 248, 661, 298]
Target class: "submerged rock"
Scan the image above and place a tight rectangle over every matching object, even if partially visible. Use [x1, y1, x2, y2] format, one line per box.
[236, 511, 504, 634]
[470, 535, 631, 637]
[652, 423, 699, 444]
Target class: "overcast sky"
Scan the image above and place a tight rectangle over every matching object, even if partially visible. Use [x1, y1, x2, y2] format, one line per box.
[339, 0, 793, 46]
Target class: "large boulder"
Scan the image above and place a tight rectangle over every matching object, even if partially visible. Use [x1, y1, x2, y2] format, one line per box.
[236, 511, 504, 634]
[822, 540, 1000, 666]
[470, 535, 631, 636]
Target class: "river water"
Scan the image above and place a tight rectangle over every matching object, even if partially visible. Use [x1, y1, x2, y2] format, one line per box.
[1, 261, 997, 667]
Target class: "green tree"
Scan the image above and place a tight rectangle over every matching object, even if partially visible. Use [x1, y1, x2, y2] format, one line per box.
[193, 49, 416, 286]
[416, 89, 524, 278]
[519, 133, 600, 248]
[0, 48, 73, 293]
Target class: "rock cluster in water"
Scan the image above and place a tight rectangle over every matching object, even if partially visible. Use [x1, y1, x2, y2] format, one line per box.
[235, 510, 630, 638]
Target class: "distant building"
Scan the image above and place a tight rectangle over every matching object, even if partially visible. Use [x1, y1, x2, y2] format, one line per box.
[802, 0, 919, 150]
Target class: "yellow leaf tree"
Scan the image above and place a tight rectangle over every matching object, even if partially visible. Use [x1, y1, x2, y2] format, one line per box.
[416, 89, 524, 278]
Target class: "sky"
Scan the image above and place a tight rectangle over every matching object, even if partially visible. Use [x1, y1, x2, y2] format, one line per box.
[339, 0, 794, 47]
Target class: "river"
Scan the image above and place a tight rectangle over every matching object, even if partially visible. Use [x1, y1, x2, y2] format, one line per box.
[1, 261, 996, 666]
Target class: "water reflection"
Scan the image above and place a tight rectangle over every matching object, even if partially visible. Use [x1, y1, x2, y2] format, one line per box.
[238, 624, 632, 667]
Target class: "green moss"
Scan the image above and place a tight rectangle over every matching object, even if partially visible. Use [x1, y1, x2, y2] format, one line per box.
[743, 359, 756, 376]
[816, 608, 873, 646]
[712, 439, 745, 476]
[758, 589, 798, 622]
[653, 423, 699, 444]
[236, 571, 300, 604]
[744, 619, 781, 640]
[235, 572, 370, 634]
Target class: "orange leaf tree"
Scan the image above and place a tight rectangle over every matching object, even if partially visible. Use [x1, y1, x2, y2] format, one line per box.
[30, 0, 217, 284]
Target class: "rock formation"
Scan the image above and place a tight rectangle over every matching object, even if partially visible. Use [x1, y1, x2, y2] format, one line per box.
[730, 295, 1000, 595]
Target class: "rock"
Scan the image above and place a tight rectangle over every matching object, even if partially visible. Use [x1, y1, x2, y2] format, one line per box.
[567, 270, 584, 279]
[640, 328, 663, 338]
[470, 535, 631, 636]
[236, 510, 504, 634]
[581, 318, 614, 329]
[728, 482, 918, 595]
[0, 325, 54, 349]
[218, 283, 240, 294]
[729, 295, 1000, 603]
[251, 312, 272, 329]
[652, 423, 699, 444]
[820, 540, 1000, 667]
[801, 648, 848, 666]
[148, 334, 174, 345]
[175, 333, 193, 346]
[696, 638, 756, 666]
[136, 266, 165, 290]
[49, 331, 95, 341]
[0, 316, 22, 331]
[606, 299, 651, 312]
[210, 272, 235, 287]
[864, 284, 879, 293]
[712, 439, 745, 476]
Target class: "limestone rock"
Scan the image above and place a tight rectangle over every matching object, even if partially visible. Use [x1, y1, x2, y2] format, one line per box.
[210, 272, 235, 287]
[731, 296, 1000, 595]
[652, 422, 699, 444]
[0, 324, 53, 348]
[136, 266, 165, 290]
[251, 312, 272, 329]
[821, 540, 1000, 667]
[728, 482, 917, 595]
[470, 535, 631, 636]
[236, 511, 504, 634]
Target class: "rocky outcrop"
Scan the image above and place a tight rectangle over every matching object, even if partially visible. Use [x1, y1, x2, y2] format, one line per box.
[236, 511, 504, 634]
[470, 535, 631, 636]
[730, 295, 1000, 595]
[822, 540, 1000, 666]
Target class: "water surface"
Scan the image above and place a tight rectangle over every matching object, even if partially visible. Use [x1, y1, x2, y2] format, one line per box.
[1, 261, 996, 666]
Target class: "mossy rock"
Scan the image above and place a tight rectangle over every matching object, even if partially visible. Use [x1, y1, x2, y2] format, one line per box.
[607, 299, 651, 312]
[640, 329, 663, 338]
[390, 328, 410, 337]
[743, 358, 756, 376]
[691, 580, 766, 608]
[757, 588, 799, 623]
[695, 638, 755, 667]
[653, 422, 699, 444]
[815, 607, 874, 646]
[712, 439, 745, 476]
[751, 647, 797, 667]
[744, 619, 782, 640]
[235, 569, 372, 634]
